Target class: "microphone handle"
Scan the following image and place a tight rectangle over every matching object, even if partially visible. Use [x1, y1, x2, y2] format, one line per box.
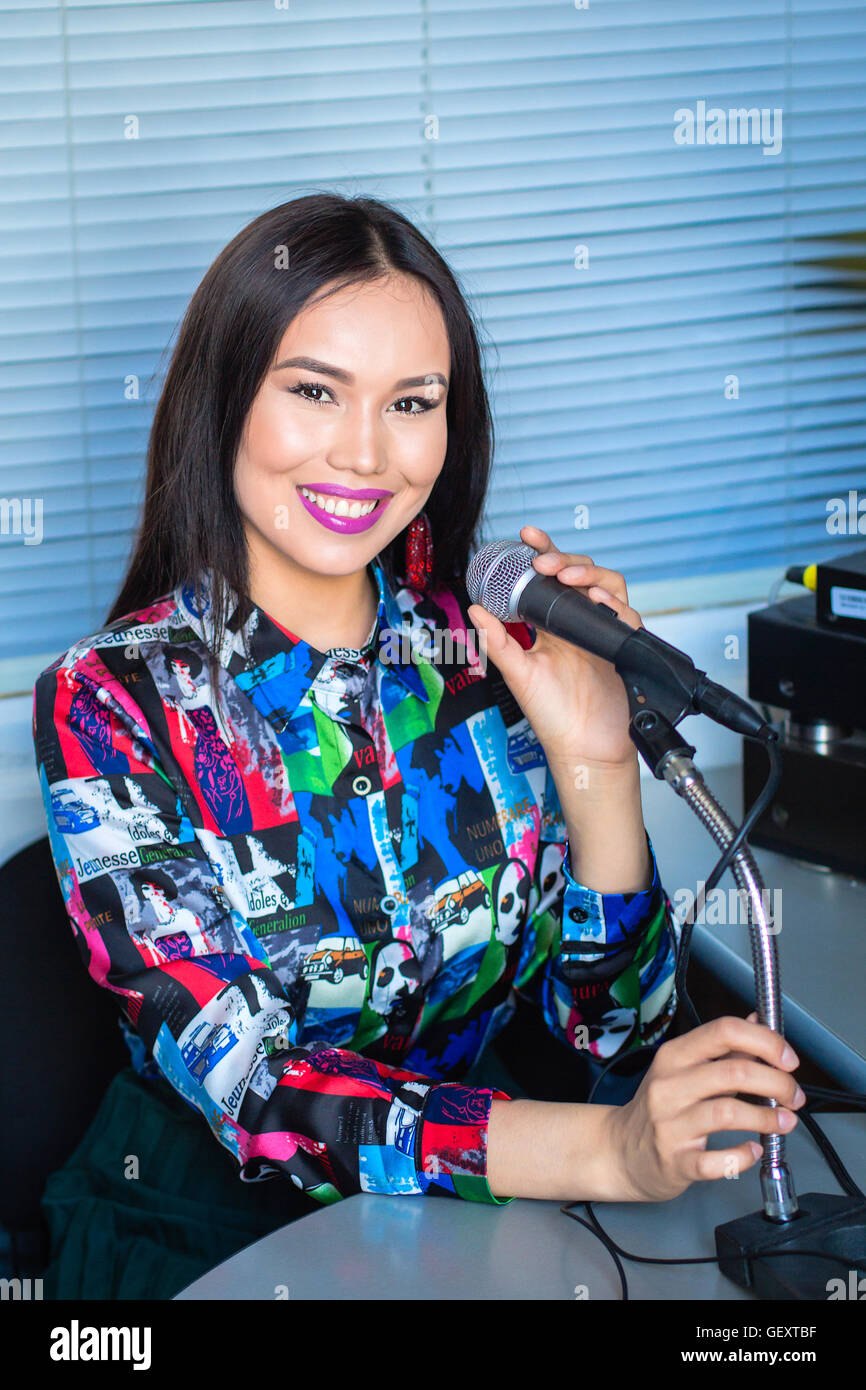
[514, 571, 771, 741]
[517, 573, 699, 688]
[515, 571, 636, 664]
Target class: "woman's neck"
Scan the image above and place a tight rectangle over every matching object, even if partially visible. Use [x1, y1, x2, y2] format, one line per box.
[245, 537, 380, 652]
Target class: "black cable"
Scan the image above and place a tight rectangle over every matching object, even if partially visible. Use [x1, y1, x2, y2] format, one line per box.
[798, 1110, 864, 1201]
[562, 1205, 630, 1300]
[804, 1084, 866, 1105]
[694, 732, 782, 909]
[559, 727, 866, 1296]
[560, 1201, 861, 1297]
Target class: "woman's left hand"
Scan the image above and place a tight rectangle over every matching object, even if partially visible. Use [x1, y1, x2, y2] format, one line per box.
[467, 524, 643, 771]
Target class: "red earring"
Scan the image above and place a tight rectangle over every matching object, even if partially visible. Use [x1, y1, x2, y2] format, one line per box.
[404, 510, 434, 592]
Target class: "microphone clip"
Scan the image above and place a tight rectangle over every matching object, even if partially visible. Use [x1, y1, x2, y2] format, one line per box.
[615, 627, 776, 761]
[626, 704, 698, 780]
[616, 635, 699, 777]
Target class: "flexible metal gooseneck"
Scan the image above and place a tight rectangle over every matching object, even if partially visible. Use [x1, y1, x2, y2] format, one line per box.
[660, 751, 799, 1223]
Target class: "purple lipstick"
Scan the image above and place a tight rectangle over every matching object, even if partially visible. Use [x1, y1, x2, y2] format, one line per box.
[296, 482, 393, 535]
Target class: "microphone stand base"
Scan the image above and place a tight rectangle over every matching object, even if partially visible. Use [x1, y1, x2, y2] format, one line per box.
[715, 1192, 866, 1299]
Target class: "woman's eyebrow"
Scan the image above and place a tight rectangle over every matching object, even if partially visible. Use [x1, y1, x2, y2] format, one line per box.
[272, 355, 447, 391]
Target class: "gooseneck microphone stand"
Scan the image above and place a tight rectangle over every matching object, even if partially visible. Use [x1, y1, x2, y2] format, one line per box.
[620, 650, 866, 1300]
[621, 651, 798, 1226]
[654, 744, 797, 1222]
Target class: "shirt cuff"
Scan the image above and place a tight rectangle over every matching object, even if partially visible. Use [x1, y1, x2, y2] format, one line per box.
[559, 830, 663, 958]
[415, 1083, 515, 1204]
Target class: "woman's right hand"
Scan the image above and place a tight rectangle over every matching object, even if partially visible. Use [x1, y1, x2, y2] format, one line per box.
[607, 1013, 806, 1203]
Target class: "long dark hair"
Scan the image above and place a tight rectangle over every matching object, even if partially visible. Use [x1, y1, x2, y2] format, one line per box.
[106, 192, 494, 676]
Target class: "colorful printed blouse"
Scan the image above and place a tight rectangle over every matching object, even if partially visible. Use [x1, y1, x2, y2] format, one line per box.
[32, 556, 678, 1206]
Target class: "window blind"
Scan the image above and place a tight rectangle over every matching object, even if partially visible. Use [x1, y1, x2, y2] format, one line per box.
[2, 0, 865, 694]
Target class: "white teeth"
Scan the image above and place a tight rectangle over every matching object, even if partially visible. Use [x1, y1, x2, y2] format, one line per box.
[299, 486, 379, 518]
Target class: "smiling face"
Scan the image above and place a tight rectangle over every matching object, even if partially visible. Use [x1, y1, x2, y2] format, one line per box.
[234, 273, 451, 589]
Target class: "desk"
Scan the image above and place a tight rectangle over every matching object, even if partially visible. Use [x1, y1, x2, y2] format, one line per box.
[640, 763, 866, 1094]
[176, 1114, 864, 1299]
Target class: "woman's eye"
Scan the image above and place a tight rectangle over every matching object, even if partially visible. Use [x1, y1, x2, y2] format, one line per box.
[291, 382, 333, 405]
[390, 395, 431, 415]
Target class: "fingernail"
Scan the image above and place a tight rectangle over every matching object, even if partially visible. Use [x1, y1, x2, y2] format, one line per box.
[750, 1141, 763, 1160]
[793, 1085, 806, 1106]
[781, 1044, 799, 1067]
[778, 1109, 796, 1130]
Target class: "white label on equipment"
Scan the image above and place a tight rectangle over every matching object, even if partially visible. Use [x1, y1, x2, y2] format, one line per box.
[830, 585, 866, 620]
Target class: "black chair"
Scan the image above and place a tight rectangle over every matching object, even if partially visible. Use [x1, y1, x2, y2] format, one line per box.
[0, 836, 129, 1275]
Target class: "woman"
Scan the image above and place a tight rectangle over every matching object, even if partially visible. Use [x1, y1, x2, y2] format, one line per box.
[32, 193, 803, 1300]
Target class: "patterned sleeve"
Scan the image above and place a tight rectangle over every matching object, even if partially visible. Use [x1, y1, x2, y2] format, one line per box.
[32, 659, 512, 1206]
[519, 753, 680, 1061]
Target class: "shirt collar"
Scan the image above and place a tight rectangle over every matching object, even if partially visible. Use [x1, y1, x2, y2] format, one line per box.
[175, 555, 431, 730]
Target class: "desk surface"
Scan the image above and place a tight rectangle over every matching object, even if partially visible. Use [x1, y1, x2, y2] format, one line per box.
[176, 1114, 864, 1300]
[640, 763, 866, 1092]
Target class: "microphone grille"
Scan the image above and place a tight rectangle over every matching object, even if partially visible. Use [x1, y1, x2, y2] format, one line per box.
[466, 539, 538, 622]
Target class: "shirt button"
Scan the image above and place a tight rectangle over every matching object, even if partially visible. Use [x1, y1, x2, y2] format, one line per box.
[569, 906, 589, 924]
[352, 774, 372, 795]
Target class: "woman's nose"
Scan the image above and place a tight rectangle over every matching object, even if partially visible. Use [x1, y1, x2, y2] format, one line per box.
[326, 404, 388, 475]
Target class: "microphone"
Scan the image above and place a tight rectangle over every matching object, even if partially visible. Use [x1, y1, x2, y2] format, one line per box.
[466, 539, 773, 741]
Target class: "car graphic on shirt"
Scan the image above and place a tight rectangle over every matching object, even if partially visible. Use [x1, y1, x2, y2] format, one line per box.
[302, 935, 369, 986]
[180, 1020, 237, 1082]
[505, 723, 546, 773]
[430, 872, 490, 932]
[386, 1102, 418, 1158]
[51, 786, 100, 833]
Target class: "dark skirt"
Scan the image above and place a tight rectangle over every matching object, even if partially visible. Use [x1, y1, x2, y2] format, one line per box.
[40, 1065, 323, 1301]
[40, 998, 652, 1300]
